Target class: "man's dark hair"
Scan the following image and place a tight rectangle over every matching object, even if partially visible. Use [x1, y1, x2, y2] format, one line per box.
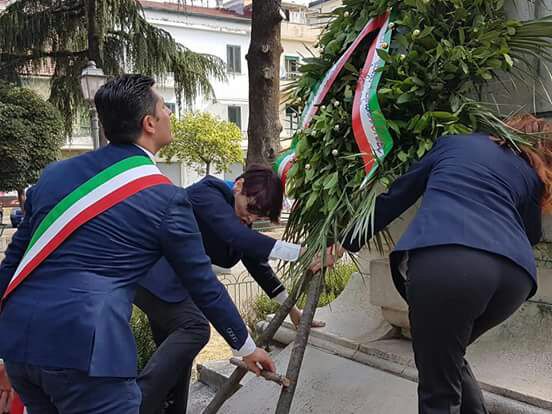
[237, 164, 284, 224]
[94, 74, 158, 145]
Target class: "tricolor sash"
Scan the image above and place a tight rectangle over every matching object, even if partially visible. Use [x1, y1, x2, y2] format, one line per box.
[2, 155, 171, 301]
[10, 394, 26, 414]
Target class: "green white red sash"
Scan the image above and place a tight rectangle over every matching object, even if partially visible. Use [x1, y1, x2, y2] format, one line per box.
[352, 12, 394, 177]
[276, 12, 395, 188]
[2, 155, 171, 301]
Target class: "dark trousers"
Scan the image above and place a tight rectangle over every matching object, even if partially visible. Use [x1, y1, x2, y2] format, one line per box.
[405, 245, 533, 414]
[134, 287, 210, 414]
[5, 361, 141, 414]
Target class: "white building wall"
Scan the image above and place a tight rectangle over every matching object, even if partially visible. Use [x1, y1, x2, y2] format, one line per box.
[144, 5, 319, 185]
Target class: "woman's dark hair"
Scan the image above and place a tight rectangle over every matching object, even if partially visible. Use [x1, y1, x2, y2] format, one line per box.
[94, 74, 157, 145]
[238, 164, 284, 223]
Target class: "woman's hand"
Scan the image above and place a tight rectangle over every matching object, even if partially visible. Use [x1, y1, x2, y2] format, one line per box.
[0, 362, 14, 414]
[308, 246, 341, 273]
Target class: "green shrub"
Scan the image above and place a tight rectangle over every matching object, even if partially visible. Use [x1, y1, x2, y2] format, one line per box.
[131, 306, 157, 371]
[0, 82, 64, 195]
[246, 261, 357, 331]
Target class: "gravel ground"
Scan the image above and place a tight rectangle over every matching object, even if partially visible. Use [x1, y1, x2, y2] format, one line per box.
[191, 325, 233, 382]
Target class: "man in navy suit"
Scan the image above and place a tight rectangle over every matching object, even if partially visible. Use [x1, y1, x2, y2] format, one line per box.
[135, 167, 326, 414]
[0, 74, 274, 414]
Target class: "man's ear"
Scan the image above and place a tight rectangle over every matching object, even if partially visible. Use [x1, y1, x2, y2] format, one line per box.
[142, 114, 156, 135]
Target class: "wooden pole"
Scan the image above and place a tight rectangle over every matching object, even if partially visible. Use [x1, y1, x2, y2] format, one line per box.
[202, 274, 310, 414]
[229, 358, 291, 387]
[275, 271, 323, 414]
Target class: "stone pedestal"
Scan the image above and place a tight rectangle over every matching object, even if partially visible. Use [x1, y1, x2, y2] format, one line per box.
[369, 259, 410, 335]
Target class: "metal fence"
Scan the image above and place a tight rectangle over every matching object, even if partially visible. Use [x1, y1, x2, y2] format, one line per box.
[217, 270, 263, 315]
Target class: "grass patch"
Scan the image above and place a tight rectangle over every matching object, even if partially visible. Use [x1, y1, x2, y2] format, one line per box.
[131, 306, 157, 371]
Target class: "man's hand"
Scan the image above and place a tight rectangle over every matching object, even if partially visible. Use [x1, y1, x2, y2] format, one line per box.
[242, 347, 276, 376]
[0, 362, 14, 414]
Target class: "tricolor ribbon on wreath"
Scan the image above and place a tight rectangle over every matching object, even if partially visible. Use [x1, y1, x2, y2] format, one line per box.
[275, 11, 395, 188]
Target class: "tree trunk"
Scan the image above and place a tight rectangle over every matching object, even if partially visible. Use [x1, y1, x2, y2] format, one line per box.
[205, 161, 211, 175]
[17, 188, 26, 214]
[87, 0, 103, 67]
[88, 0, 107, 147]
[246, 0, 283, 168]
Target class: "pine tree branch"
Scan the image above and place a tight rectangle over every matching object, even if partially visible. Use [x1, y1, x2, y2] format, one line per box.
[0, 50, 88, 62]
[50, 1, 85, 15]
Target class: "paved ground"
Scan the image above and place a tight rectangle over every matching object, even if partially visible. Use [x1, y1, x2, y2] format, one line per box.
[218, 344, 418, 414]
[188, 381, 217, 413]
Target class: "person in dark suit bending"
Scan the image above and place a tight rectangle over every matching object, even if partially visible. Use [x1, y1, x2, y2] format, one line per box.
[135, 166, 326, 414]
[340, 116, 549, 414]
[0, 74, 274, 414]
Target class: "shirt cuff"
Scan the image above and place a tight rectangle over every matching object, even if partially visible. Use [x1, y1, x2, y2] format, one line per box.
[272, 290, 289, 305]
[269, 240, 301, 262]
[232, 334, 257, 357]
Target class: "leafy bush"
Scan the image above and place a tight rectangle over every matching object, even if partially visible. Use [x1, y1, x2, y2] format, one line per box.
[246, 261, 357, 330]
[131, 306, 157, 371]
[0, 82, 64, 195]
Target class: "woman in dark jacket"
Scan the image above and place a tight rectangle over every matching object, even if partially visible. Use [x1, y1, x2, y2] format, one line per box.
[341, 115, 551, 414]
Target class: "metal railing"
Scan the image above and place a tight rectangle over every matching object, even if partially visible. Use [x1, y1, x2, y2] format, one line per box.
[217, 270, 262, 314]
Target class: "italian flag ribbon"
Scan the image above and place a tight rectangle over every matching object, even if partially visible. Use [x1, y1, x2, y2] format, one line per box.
[2, 155, 171, 301]
[276, 11, 394, 188]
[352, 12, 394, 177]
[275, 149, 297, 190]
[299, 13, 391, 130]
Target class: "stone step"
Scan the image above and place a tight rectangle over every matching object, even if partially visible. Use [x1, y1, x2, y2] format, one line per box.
[198, 359, 241, 392]
[218, 343, 420, 414]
